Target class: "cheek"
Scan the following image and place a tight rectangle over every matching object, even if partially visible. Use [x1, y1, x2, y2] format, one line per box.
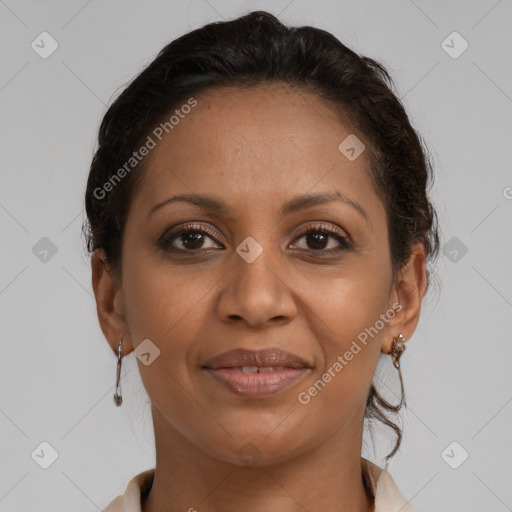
[294, 304, 386, 441]
[300, 257, 392, 401]
[311, 256, 392, 348]
[122, 251, 215, 341]
[121, 253, 223, 394]
[120, 266, 198, 415]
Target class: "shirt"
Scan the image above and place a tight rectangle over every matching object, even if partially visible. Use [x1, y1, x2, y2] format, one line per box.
[102, 457, 415, 512]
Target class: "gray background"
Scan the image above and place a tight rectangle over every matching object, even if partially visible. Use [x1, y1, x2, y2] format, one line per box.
[1, 1, 511, 511]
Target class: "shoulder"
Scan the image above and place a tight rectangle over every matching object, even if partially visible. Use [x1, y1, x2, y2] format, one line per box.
[361, 458, 415, 512]
[102, 469, 155, 512]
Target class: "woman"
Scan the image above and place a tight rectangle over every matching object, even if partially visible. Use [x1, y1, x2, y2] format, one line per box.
[84, 10, 439, 512]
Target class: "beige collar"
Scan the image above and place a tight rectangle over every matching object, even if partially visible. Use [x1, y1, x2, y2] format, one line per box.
[103, 458, 415, 511]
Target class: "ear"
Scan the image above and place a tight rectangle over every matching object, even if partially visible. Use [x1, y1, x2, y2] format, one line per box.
[381, 243, 428, 353]
[91, 249, 134, 357]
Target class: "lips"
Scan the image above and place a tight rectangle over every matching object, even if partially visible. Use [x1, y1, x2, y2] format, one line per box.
[201, 347, 312, 370]
[201, 347, 313, 399]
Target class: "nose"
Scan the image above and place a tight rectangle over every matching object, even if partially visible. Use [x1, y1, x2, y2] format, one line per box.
[216, 247, 297, 329]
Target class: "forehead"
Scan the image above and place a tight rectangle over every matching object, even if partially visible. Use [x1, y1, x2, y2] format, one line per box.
[130, 84, 378, 217]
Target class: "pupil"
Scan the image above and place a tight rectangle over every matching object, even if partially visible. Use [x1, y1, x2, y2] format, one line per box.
[308, 232, 327, 249]
[183, 232, 203, 249]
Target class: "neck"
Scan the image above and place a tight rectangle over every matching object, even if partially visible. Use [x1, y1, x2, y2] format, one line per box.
[141, 406, 374, 512]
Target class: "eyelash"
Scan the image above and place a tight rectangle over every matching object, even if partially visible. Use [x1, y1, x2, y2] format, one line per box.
[158, 222, 352, 255]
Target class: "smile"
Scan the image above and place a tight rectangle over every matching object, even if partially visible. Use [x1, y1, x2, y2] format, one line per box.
[203, 366, 311, 398]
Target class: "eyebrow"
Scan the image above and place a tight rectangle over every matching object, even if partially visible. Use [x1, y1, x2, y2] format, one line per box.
[147, 191, 370, 225]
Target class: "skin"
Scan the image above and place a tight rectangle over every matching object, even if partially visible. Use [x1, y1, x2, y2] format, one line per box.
[91, 84, 427, 512]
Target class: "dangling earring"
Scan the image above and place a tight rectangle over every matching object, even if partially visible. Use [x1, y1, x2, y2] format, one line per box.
[113, 337, 123, 406]
[390, 333, 406, 369]
[384, 333, 407, 411]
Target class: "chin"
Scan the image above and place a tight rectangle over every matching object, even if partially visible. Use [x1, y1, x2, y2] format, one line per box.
[199, 428, 312, 468]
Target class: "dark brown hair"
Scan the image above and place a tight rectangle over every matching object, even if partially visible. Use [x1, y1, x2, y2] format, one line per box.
[83, 10, 440, 462]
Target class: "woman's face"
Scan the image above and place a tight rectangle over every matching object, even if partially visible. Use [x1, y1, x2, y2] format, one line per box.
[98, 84, 417, 465]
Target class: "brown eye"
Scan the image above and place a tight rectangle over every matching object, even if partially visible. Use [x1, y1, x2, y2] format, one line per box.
[174, 231, 210, 250]
[159, 224, 223, 252]
[305, 232, 332, 250]
[291, 223, 351, 253]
